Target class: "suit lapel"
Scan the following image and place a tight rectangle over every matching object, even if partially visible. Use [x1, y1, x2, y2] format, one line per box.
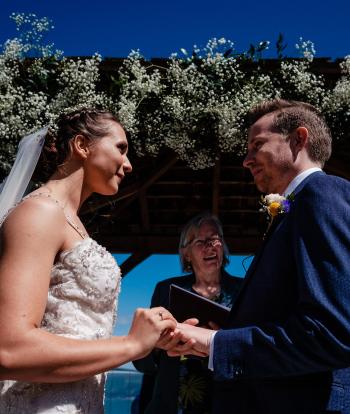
[228, 171, 325, 321]
[228, 215, 284, 319]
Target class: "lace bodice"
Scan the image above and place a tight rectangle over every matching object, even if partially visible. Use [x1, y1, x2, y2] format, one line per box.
[42, 237, 121, 340]
[0, 236, 121, 413]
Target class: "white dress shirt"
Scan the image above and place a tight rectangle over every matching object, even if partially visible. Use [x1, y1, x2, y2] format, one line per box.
[282, 167, 322, 197]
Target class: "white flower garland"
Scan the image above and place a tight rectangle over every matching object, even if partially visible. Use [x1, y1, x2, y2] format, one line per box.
[1, 15, 350, 173]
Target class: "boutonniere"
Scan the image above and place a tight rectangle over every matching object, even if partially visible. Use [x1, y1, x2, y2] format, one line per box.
[260, 193, 294, 237]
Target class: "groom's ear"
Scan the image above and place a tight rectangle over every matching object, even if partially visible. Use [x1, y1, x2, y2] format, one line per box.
[71, 134, 90, 160]
[290, 127, 308, 157]
[294, 127, 308, 150]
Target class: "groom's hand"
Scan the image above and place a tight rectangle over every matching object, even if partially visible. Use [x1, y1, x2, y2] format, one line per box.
[155, 318, 199, 351]
[166, 323, 215, 357]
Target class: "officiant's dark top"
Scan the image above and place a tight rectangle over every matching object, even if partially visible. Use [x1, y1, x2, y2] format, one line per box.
[133, 271, 242, 414]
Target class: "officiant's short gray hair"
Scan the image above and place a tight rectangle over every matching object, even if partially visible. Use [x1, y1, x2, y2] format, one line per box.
[179, 213, 229, 273]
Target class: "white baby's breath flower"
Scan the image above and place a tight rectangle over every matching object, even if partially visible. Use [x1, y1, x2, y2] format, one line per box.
[263, 194, 286, 204]
[0, 13, 113, 174]
[1, 13, 349, 172]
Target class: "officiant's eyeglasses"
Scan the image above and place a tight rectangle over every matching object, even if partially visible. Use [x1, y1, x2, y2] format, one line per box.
[188, 236, 223, 249]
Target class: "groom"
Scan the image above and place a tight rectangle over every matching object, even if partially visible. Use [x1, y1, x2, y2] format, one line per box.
[167, 99, 350, 413]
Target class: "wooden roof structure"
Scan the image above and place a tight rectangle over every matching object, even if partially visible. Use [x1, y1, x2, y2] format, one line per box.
[80, 58, 350, 276]
[81, 150, 349, 277]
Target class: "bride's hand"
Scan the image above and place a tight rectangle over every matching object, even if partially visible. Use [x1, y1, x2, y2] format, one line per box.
[126, 307, 176, 359]
[155, 317, 200, 351]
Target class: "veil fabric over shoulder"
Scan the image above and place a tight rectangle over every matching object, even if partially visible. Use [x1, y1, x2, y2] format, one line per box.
[0, 126, 48, 223]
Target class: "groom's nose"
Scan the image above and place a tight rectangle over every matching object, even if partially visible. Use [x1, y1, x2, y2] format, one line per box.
[243, 151, 254, 169]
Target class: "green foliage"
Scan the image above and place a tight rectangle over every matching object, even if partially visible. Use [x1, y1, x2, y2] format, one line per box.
[1, 15, 350, 173]
[118, 37, 350, 168]
[0, 13, 113, 176]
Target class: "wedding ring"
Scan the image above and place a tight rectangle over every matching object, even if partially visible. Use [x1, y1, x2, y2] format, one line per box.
[159, 311, 163, 321]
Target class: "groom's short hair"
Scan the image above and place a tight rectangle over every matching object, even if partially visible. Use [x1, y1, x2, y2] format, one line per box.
[247, 99, 332, 167]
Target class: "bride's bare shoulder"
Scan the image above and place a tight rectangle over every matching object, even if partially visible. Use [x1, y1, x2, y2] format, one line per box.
[2, 194, 66, 237]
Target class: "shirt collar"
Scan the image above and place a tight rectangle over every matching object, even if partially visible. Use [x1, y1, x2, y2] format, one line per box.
[283, 167, 322, 197]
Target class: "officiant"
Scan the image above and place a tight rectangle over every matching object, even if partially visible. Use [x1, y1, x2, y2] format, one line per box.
[133, 213, 243, 414]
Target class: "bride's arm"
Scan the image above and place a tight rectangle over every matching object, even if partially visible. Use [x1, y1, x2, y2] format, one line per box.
[0, 200, 175, 383]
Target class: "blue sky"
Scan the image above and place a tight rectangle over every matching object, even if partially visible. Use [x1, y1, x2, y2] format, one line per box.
[1, 0, 350, 59]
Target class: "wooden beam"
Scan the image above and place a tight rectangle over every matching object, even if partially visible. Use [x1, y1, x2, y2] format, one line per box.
[81, 154, 178, 215]
[139, 189, 150, 230]
[212, 158, 220, 215]
[110, 154, 178, 217]
[325, 157, 350, 180]
[96, 234, 261, 255]
[81, 182, 140, 215]
[120, 251, 151, 277]
[137, 154, 178, 192]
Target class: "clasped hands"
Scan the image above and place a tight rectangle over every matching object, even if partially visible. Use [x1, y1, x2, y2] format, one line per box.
[156, 315, 217, 358]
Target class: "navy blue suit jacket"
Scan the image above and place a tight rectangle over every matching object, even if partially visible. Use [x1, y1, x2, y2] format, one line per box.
[212, 171, 350, 413]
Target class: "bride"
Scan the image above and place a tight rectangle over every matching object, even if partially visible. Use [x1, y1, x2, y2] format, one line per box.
[0, 108, 176, 413]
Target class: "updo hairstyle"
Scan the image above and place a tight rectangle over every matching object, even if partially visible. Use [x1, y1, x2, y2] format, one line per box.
[33, 108, 121, 182]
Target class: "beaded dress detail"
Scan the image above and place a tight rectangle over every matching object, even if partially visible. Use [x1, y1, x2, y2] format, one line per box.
[0, 194, 122, 413]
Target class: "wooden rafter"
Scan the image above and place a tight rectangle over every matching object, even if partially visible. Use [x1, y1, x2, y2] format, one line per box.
[82, 146, 350, 280]
[120, 251, 151, 277]
[139, 189, 150, 231]
[108, 154, 178, 217]
[96, 234, 261, 255]
[212, 157, 220, 215]
[81, 154, 178, 216]
[325, 157, 350, 180]
[81, 182, 140, 215]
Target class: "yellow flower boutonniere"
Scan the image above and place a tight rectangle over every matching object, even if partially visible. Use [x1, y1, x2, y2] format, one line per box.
[260, 192, 294, 237]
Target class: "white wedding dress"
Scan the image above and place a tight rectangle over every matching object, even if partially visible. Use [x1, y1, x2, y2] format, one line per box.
[0, 207, 122, 413]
